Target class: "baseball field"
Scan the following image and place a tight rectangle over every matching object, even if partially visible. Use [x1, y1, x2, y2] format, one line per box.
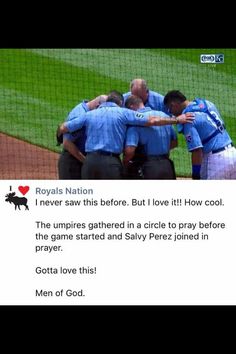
[0, 49, 235, 178]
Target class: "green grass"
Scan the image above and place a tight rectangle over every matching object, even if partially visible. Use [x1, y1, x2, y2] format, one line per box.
[0, 48, 235, 176]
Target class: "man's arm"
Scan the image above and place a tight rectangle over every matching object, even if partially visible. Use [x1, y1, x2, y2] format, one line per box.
[146, 113, 194, 126]
[60, 123, 69, 134]
[63, 139, 86, 163]
[87, 95, 108, 110]
[191, 148, 203, 179]
[59, 112, 87, 134]
[123, 146, 136, 166]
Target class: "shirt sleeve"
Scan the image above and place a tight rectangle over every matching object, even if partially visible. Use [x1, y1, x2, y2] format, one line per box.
[122, 109, 149, 125]
[183, 123, 203, 151]
[67, 101, 89, 121]
[65, 114, 87, 132]
[81, 100, 90, 112]
[63, 132, 75, 142]
[125, 127, 139, 147]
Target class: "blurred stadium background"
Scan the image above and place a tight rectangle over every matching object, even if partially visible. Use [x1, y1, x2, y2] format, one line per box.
[0, 48, 235, 179]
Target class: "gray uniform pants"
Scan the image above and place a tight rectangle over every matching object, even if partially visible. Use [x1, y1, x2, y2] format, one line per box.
[58, 150, 83, 179]
[142, 156, 176, 179]
[82, 153, 123, 179]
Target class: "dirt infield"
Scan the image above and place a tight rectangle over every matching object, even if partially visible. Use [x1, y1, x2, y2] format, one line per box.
[0, 133, 59, 179]
[0, 133, 190, 180]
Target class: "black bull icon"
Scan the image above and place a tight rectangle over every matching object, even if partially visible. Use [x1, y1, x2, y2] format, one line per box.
[5, 192, 29, 210]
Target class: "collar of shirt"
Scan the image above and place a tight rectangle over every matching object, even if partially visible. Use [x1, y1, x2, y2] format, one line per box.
[99, 102, 119, 108]
[138, 106, 152, 113]
[183, 99, 207, 114]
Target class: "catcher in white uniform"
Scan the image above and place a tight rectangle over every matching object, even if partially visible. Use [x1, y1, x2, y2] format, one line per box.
[164, 90, 236, 179]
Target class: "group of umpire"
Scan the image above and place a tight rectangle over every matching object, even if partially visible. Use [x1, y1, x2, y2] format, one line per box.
[57, 79, 194, 179]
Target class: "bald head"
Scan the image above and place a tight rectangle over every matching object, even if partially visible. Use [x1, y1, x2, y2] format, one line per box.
[130, 79, 149, 104]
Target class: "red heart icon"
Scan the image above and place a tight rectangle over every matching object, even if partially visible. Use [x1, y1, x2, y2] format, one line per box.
[18, 186, 30, 195]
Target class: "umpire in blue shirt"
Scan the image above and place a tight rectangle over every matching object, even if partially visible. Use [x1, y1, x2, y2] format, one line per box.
[58, 95, 107, 179]
[123, 78, 169, 178]
[123, 78, 168, 113]
[59, 91, 194, 179]
[124, 95, 177, 179]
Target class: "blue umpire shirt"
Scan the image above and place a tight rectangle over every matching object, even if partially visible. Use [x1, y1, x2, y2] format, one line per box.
[123, 90, 169, 114]
[63, 100, 89, 155]
[65, 102, 149, 154]
[178, 100, 232, 153]
[125, 107, 177, 155]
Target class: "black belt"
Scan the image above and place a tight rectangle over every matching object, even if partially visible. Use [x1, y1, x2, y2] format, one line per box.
[212, 143, 234, 154]
[147, 154, 169, 160]
[87, 151, 120, 158]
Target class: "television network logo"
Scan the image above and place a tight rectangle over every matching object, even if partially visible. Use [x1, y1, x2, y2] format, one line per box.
[200, 54, 224, 64]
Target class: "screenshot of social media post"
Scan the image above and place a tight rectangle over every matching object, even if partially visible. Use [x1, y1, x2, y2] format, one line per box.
[0, 49, 236, 305]
[0, 180, 236, 305]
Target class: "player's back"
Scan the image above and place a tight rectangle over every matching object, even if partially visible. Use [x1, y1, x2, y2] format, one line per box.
[135, 108, 176, 155]
[184, 100, 232, 153]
